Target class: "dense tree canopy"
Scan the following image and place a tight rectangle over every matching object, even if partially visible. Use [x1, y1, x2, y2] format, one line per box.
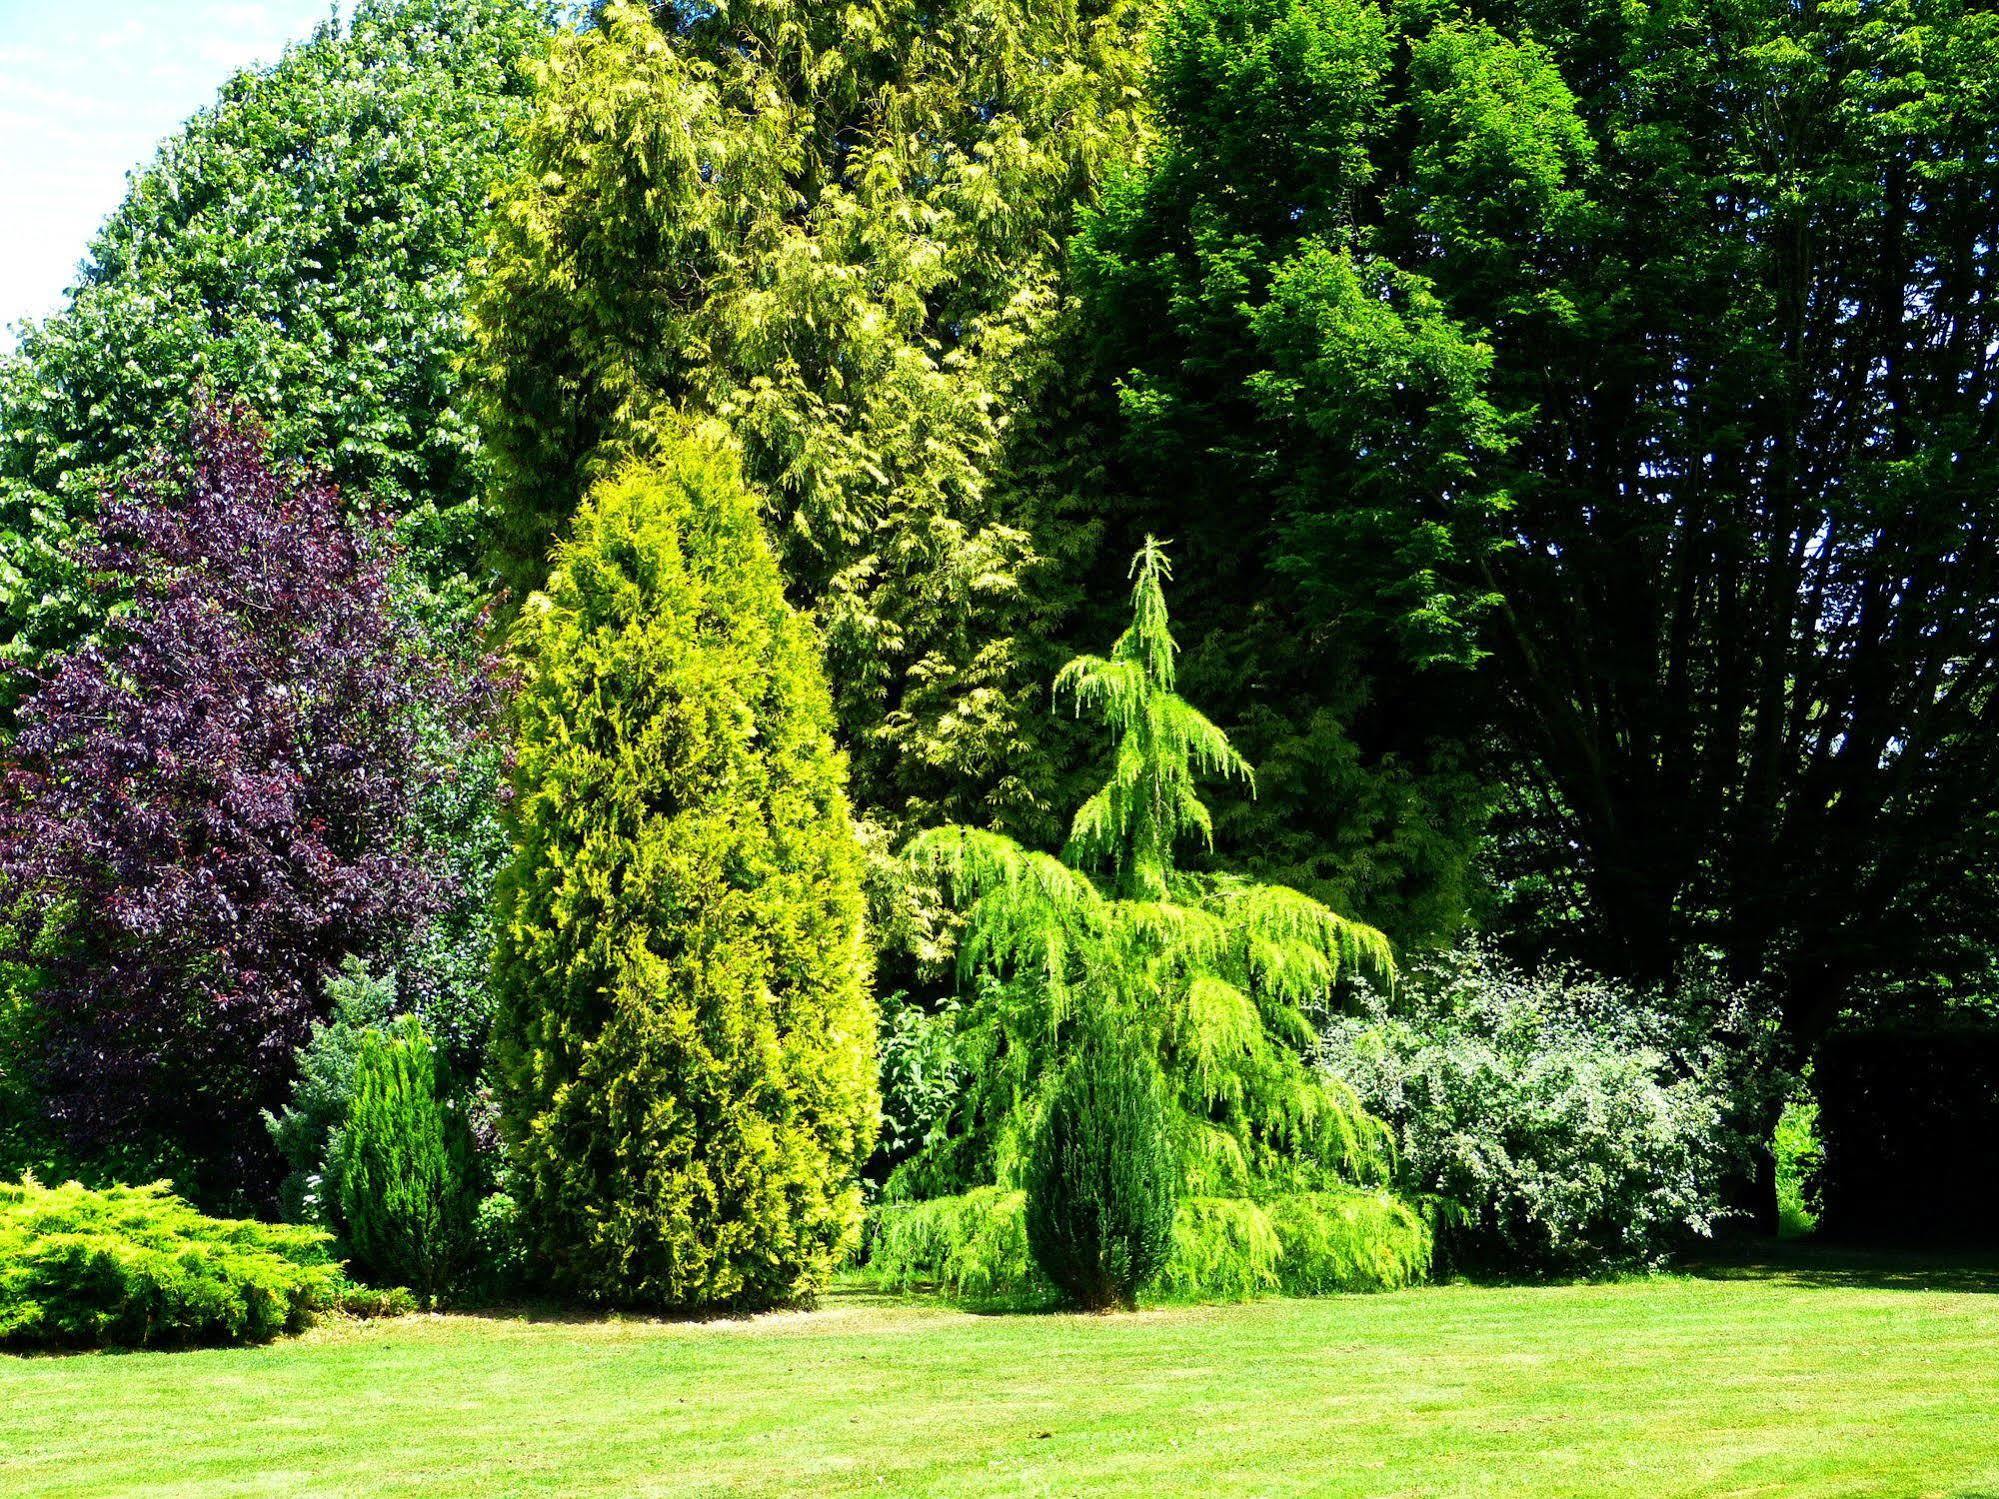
[492, 433, 877, 1310]
[1441, 0, 1999, 1041]
[1062, 0, 1509, 944]
[0, 0, 552, 673]
[0, 410, 471, 1200]
[1073, 0, 1999, 1036]
[470, 0, 1154, 835]
[3, 0, 1996, 1306]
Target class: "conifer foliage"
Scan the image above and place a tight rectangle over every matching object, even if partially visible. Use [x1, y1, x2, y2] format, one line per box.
[1024, 1029, 1180, 1310]
[469, 0, 1154, 831]
[492, 432, 878, 1311]
[325, 1018, 476, 1304]
[901, 542, 1400, 1208]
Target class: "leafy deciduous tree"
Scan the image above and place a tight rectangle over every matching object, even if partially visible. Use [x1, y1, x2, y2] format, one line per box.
[0, 0, 552, 674]
[0, 408, 473, 1199]
[1085, 0, 1999, 1050]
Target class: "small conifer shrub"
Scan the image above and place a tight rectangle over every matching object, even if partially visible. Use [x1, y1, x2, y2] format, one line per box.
[492, 431, 877, 1311]
[0, 1179, 340, 1349]
[1025, 1031, 1179, 1310]
[325, 1018, 476, 1304]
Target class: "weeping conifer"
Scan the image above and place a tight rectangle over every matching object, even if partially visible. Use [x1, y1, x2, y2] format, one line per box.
[897, 542, 1411, 1246]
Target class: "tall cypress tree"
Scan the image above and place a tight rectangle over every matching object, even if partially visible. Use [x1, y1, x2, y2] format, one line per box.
[469, 0, 1154, 835]
[492, 430, 877, 1310]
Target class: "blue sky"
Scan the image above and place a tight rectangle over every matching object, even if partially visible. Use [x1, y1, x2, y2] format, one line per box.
[0, 1, 359, 351]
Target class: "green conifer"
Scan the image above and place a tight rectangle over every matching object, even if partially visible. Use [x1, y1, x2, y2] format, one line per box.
[902, 541, 1397, 1201]
[492, 430, 878, 1310]
[326, 1017, 476, 1305]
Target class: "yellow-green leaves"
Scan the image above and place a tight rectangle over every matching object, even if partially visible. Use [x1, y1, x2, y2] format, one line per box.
[492, 429, 877, 1311]
[470, 0, 1156, 834]
[894, 542, 1399, 1206]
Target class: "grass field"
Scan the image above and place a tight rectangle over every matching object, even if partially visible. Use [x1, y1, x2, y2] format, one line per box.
[7, 1248, 1999, 1498]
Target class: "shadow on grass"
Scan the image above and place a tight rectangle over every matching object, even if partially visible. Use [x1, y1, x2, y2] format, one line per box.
[1685, 1238, 1999, 1295]
[445, 1278, 996, 1328]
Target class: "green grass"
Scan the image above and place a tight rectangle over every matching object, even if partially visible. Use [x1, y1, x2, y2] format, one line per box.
[7, 1247, 1999, 1498]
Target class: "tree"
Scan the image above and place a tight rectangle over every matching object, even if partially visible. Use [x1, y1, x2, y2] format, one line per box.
[325, 1017, 477, 1305]
[469, 0, 1154, 836]
[1435, 0, 1999, 1045]
[1024, 1027, 1179, 1310]
[1061, 0, 1511, 946]
[0, 408, 474, 1200]
[1076, 0, 1999, 1054]
[0, 0, 552, 676]
[899, 541, 1398, 1203]
[492, 431, 878, 1310]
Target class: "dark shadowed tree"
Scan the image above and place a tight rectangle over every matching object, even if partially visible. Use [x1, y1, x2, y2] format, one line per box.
[1074, 0, 1999, 1051]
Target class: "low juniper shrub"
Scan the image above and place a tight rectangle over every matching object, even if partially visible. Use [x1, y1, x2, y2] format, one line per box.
[0, 1178, 343, 1349]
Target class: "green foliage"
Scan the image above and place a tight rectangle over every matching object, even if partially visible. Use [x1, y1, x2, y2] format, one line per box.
[331, 1283, 421, 1320]
[875, 993, 966, 1171]
[869, 1187, 1048, 1306]
[0, 1178, 340, 1349]
[1078, 0, 1999, 1020]
[492, 431, 879, 1311]
[1262, 1190, 1432, 1296]
[325, 1018, 477, 1304]
[1051, 0, 1509, 944]
[898, 543, 1398, 1204]
[1024, 1032, 1179, 1310]
[1152, 1196, 1282, 1302]
[0, 956, 61, 1184]
[392, 591, 514, 1079]
[1152, 1190, 1431, 1300]
[1775, 1096, 1823, 1241]
[264, 962, 402, 1228]
[1320, 945, 1781, 1276]
[869, 1184, 1427, 1304]
[0, 0, 552, 673]
[466, 1189, 532, 1303]
[469, 0, 1154, 836]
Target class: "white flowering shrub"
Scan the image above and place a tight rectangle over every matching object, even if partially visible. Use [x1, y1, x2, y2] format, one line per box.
[1318, 944, 1782, 1277]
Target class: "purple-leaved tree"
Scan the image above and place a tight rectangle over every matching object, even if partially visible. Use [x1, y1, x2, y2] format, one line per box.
[1, 406, 473, 1199]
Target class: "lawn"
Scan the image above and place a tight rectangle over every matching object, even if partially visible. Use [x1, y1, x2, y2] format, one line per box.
[7, 1249, 1999, 1499]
